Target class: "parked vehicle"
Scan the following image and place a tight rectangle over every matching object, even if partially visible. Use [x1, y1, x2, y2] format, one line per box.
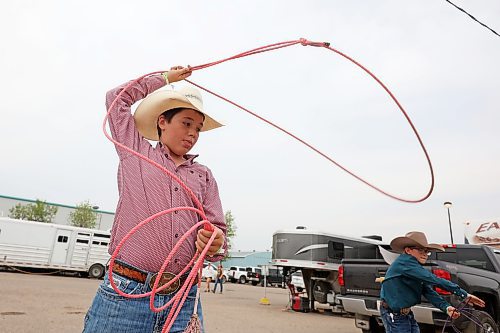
[272, 226, 383, 312]
[0, 217, 110, 278]
[246, 266, 262, 286]
[201, 263, 228, 283]
[228, 266, 249, 283]
[201, 263, 217, 281]
[338, 244, 500, 333]
[221, 268, 229, 283]
[260, 265, 285, 288]
[291, 270, 305, 292]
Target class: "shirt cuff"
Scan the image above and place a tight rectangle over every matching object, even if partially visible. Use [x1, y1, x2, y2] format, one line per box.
[455, 289, 468, 299]
[441, 303, 451, 313]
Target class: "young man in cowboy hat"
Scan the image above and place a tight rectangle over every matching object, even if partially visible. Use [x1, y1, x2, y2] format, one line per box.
[380, 231, 485, 333]
[83, 66, 227, 333]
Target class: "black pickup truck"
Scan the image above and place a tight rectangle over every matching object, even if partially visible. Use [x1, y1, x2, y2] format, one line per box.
[338, 244, 500, 333]
[260, 266, 286, 288]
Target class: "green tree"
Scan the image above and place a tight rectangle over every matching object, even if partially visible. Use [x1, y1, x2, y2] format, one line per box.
[8, 200, 58, 223]
[69, 201, 98, 229]
[224, 210, 237, 256]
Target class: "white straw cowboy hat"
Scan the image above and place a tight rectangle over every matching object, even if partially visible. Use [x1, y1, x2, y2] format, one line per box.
[390, 231, 445, 253]
[134, 86, 223, 140]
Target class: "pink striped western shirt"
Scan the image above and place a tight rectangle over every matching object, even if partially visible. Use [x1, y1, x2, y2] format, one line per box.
[106, 74, 226, 273]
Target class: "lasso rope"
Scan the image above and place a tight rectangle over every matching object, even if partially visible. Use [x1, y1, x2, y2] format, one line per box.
[443, 299, 497, 332]
[104, 38, 435, 332]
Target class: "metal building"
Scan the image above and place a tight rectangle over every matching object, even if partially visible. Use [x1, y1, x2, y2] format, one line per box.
[0, 194, 115, 231]
[222, 250, 272, 268]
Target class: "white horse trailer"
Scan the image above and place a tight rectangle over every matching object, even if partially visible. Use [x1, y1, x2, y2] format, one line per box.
[0, 217, 110, 278]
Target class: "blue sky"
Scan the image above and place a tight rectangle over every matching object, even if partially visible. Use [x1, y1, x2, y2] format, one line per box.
[1, 1, 499, 251]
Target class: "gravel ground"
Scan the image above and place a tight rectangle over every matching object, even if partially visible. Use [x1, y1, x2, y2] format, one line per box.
[0, 271, 359, 333]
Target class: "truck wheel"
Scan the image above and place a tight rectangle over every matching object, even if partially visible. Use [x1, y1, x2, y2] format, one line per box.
[361, 317, 385, 333]
[252, 281, 258, 286]
[475, 310, 498, 333]
[88, 264, 105, 279]
[460, 310, 498, 333]
[362, 328, 384, 333]
[222, 276, 227, 284]
[239, 276, 247, 284]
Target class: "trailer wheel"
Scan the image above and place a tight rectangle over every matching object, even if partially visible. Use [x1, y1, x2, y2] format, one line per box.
[88, 264, 105, 279]
[312, 281, 329, 304]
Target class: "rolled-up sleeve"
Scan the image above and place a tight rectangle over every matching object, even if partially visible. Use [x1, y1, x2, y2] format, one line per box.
[105, 75, 166, 158]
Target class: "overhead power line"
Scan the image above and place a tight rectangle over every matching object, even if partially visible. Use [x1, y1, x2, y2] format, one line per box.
[445, 0, 500, 38]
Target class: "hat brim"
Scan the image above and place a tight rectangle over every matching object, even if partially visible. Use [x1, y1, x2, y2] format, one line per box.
[134, 89, 223, 141]
[390, 237, 445, 253]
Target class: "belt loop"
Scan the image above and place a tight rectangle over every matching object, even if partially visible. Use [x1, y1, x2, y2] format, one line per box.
[144, 272, 154, 292]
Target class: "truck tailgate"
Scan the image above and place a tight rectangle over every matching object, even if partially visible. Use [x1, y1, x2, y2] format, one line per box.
[342, 259, 387, 297]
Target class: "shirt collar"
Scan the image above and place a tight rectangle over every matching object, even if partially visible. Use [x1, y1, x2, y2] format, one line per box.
[156, 142, 199, 164]
[401, 253, 420, 264]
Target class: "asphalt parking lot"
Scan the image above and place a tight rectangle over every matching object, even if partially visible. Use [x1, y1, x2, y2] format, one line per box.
[0, 271, 360, 333]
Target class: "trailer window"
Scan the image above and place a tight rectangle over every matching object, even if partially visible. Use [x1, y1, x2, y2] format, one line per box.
[57, 236, 68, 243]
[78, 233, 90, 237]
[328, 241, 345, 260]
[76, 239, 89, 244]
[94, 233, 110, 239]
[101, 242, 108, 246]
[93, 241, 100, 245]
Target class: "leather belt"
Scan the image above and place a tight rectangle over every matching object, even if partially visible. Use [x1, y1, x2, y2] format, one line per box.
[112, 261, 147, 283]
[111, 261, 189, 295]
[381, 300, 411, 315]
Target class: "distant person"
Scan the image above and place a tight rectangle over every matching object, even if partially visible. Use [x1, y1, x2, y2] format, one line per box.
[213, 264, 224, 293]
[380, 231, 485, 333]
[204, 263, 216, 292]
[82, 66, 227, 333]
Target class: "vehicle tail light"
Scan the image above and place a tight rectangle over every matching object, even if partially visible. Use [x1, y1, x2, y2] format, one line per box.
[432, 268, 451, 295]
[338, 265, 345, 286]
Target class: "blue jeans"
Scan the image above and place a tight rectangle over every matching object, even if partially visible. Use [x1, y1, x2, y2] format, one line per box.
[213, 277, 223, 293]
[83, 270, 203, 333]
[380, 306, 420, 333]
